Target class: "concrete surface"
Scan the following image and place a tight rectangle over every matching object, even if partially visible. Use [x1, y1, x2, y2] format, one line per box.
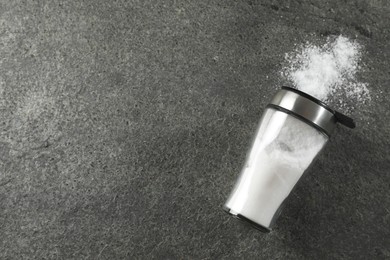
[1, 0, 389, 259]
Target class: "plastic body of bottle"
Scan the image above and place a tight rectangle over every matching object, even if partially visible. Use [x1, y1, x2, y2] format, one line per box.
[223, 86, 357, 232]
[224, 107, 329, 231]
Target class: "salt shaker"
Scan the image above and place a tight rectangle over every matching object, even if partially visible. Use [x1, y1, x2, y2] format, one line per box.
[223, 86, 355, 232]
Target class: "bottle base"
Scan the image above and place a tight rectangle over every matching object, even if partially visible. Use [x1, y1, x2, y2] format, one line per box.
[222, 206, 271, 233]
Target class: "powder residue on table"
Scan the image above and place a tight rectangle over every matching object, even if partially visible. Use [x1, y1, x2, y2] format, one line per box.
[281, 36, 370, 111]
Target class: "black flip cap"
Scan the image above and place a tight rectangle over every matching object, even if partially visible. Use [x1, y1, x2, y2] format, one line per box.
[334, 110, 356, 129]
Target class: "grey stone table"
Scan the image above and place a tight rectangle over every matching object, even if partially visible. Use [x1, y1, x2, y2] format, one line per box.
[1, 1, 389, 259]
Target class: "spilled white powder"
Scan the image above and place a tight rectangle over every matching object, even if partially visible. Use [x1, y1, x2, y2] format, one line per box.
[282, 36, 370, 106]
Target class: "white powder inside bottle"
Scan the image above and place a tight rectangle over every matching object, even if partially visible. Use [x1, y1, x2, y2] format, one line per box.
[225, 108, 328, 228]
[281, 36, 370, 110]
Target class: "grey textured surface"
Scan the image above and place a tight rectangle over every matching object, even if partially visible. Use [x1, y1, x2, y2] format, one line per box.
[1, 0, 389, 259]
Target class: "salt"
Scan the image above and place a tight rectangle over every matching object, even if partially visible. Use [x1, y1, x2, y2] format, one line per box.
[282, 36, 370, 107]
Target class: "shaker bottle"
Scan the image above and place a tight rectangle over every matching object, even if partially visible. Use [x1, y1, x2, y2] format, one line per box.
[223, 86, 355, 232]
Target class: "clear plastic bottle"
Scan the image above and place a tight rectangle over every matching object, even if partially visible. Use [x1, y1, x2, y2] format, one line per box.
[224, 86, 355, 231]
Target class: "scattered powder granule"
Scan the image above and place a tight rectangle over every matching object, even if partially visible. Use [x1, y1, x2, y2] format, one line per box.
[281, 36, 370, 110]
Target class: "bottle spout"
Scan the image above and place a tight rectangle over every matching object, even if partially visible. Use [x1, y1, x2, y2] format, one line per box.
[334, 110, 356, 129]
